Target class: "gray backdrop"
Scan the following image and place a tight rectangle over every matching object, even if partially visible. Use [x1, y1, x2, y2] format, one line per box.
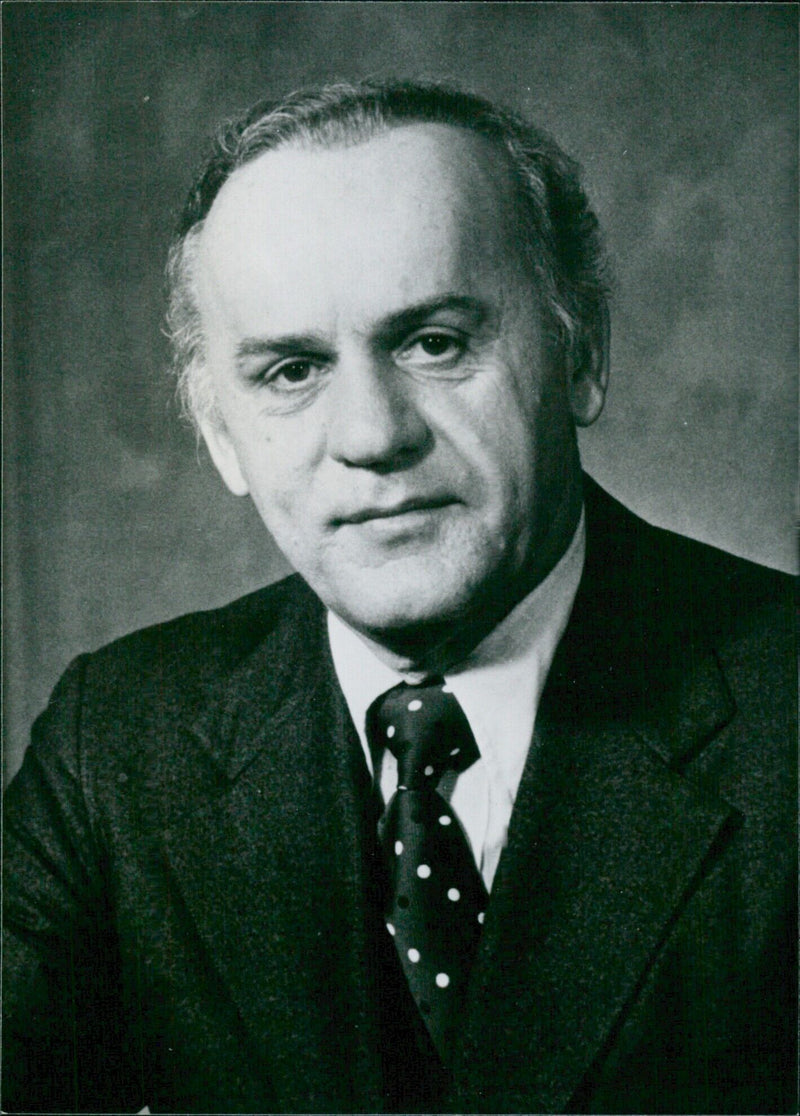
[4, 2, 797, 782]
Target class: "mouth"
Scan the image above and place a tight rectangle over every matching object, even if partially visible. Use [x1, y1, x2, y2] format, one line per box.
[332, 495, 456, 527]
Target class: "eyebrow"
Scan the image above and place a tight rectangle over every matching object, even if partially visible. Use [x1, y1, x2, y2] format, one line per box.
[233, 294, 494, 369]
[372, 295, 493, 347]
[235, 335, 330, 365]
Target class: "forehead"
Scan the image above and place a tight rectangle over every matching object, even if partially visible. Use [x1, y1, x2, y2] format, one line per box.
[195, 124, 527, 330]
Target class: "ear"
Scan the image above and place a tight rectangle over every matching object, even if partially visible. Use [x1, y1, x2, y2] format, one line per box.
[566, 298, 610, 428]
[198, 413, 250, 497]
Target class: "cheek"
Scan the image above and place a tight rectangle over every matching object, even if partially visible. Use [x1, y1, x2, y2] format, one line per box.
[489, 338, 573, 472]
[455, 374, 539, 502]
[225, 403, 321, 487]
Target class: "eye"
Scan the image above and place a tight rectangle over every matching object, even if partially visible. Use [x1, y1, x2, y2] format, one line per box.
[417, 333, 458, 357]
[399, 329, 466, 367]
[263, 357, 323, 390]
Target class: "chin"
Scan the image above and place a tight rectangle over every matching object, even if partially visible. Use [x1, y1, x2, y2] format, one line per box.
[338, 589, 460, 637]
[325, 560, 501, 652]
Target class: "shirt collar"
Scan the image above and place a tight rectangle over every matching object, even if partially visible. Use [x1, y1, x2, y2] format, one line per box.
[328, 509, 585, 797]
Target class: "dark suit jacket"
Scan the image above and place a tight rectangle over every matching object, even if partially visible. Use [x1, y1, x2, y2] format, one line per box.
[4, 479, 797, 1114]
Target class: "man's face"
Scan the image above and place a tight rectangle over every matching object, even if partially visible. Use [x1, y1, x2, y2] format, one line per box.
[196, 124, 597, 665]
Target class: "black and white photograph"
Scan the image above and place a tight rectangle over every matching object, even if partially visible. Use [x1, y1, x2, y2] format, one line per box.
[3, 4, 797, 1112]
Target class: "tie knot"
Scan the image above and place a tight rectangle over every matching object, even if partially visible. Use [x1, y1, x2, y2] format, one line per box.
[368, 679, 479, 788]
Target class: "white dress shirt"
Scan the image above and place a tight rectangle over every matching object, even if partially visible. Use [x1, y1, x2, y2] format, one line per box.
[328, 511, 585, 892]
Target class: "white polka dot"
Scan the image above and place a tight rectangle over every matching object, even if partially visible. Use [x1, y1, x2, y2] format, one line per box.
[408, 699, 423, 711]
[447, 888, 460, 902]
[417, 864, 431, 879]
[395, 840, 404, 856]
[387, 725, 396, 738]
[386, 922, 395, 936]
[477, 911, 485, 924]
[441, 684, 453, 693]
[424, 765, 435, 777]
[438, 815, 451, 826]
[408, 948, 420, 963]
[435, 972, 450, 988]
[450, 747, 460, 756]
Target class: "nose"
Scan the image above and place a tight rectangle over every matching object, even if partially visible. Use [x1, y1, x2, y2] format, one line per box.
[325, 351, 431, 469]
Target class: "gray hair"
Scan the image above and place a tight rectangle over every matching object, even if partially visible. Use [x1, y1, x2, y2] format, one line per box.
[166, 79, 609, 429]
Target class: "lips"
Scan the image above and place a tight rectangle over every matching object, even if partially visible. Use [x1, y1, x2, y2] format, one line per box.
[332, 495, 455, 526]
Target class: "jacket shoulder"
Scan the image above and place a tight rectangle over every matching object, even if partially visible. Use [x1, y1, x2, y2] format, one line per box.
[584, 475, 794, 648]
[85, 572, 320, 690]
[575, 477, 795, 762]
[21, 574, 324, 781]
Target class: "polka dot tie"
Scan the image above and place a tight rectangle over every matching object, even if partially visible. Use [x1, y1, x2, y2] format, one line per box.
[367, 679, 488, 1064]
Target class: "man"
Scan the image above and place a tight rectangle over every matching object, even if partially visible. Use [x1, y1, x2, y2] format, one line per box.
[3, 80, 796, 1114]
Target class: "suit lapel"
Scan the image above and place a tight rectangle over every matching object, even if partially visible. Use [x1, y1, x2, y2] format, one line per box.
[162, 583, 385, 1111]
[452, 481, 740, 1111]
[453, 699, 737, 1111]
